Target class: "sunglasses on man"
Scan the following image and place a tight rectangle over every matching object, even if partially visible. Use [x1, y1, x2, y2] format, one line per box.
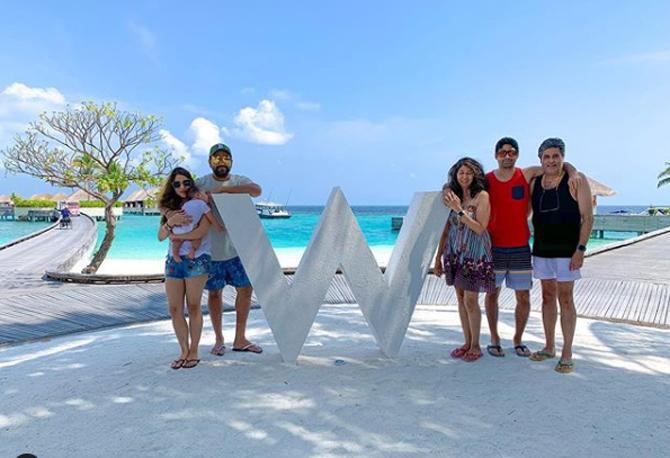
[496, 149, 518, 158]
[172, 179, 193, 189]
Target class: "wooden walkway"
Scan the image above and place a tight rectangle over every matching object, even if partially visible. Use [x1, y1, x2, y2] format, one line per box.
[0, 216, 97, 291]
[1, 227, 668, 346]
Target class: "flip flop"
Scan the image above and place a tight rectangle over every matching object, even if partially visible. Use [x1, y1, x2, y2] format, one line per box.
[210, 343, 226, 356]
[232, 343, 263, 354]
[170, 359, 185, 370]
[529, 350, 555, 362]
[514, 344, 531, 357]
[486, 344, 505, 357]
[554, 360, 575, 374]
[463, 351, 483, 362]
[450, 347, 468, 359]
[182, 359, 200, 369]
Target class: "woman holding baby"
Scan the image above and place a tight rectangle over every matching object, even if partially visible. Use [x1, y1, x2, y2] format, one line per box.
[158, 167, 214, 369]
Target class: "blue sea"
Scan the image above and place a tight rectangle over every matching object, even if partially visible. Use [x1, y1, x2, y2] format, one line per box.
[0, 205, 653, 258]
[0, 220, 52, 246]
[91, 205, 646, 261]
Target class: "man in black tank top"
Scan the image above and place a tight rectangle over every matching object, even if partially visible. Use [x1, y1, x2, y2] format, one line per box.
[528, 138, 593, 374]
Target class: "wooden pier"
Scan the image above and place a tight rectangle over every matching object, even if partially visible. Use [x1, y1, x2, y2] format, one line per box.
[1, 223, 669, 346]
[392, 214, 670, 236]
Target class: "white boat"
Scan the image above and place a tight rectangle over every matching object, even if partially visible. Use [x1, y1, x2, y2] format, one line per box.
[255, 201, 292, 219]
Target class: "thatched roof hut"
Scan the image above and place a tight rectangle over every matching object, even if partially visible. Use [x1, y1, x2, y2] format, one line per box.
[67, 189, 99, 202]
[30, 193, 53, 201]
[50, 192, 69, 202]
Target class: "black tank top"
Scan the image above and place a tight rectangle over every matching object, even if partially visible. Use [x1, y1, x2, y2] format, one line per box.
[531, 173, 581, 257]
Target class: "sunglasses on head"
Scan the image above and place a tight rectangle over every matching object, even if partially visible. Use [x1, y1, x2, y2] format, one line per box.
[172, 179, 192, 189]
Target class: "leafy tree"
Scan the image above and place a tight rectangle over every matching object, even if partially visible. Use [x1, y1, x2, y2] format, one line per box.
[2, 101, 179, 273]
[658, 162, 670, 188]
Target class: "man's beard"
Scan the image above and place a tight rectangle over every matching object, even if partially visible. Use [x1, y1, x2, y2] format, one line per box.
[213, 166, 230, 178]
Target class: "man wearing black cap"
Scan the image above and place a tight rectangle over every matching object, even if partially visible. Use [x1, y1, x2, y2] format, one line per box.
[195, 143, 263, 355]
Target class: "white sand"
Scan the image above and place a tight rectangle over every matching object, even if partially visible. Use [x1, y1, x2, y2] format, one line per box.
[94, 246, 396, 275]
[1, 306, 668, 457]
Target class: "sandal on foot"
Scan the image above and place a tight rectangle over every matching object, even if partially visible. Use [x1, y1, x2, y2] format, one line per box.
[529, 350, 555, 361]
[170, 359, 185, 370]
[210, 343, 226, 356]
[514, 344, 531, 357]
[463, 351, 483, 362]
[486, 344, 505, 357]
[554, 360, 574, 374]
[182, 359, 200, 369]
[232, 343, 263, 354]
[450, 347, 468, 359]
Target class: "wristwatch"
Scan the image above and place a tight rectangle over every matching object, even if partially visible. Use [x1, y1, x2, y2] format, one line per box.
[577, 244, 587, 252]
[457, 209, 465, 217]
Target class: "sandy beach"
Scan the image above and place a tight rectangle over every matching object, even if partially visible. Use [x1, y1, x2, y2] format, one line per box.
[1, 305, 668, 457]
[95, 246, 396, 275]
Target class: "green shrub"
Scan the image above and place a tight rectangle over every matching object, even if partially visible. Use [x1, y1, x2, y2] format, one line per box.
[79, 200, 123, 208]
[13, 197, 55, 208]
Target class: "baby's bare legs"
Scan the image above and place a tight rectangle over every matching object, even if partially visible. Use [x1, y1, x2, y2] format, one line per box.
[172, 240, 184, 263]
[189, 239, 202, 259]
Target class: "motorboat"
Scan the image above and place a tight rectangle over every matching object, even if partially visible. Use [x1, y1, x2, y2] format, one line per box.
[255, 200, 292, 219]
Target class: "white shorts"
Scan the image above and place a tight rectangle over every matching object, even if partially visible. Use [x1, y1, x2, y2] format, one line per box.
[532, 256, 581, 282]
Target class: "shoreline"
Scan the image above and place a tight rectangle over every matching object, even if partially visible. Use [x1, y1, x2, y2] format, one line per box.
[94, 246, 396, 275]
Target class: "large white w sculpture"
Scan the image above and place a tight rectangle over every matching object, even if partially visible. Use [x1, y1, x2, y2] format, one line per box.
[211, 188, 448, 363]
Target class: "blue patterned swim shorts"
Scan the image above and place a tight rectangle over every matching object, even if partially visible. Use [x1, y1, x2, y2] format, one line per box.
[205, 256, 252, 290]
[165, 254, 211, 280]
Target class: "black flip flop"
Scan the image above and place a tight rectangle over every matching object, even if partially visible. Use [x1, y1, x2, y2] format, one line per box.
[486, 344, 505, 357]
[514, 344, 531, 357]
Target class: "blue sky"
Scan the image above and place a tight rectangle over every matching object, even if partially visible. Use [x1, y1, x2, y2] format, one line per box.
[1, 1, 669, 205]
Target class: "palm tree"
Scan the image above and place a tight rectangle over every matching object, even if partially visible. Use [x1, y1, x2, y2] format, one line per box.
[659, 162, 670, 188]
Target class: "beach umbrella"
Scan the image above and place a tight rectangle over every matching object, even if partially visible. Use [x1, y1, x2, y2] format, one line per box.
[587, 177, 616, 197]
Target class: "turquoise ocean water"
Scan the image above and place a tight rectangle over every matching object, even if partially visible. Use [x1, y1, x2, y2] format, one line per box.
[0, 205, 648, 258]
[0, 220, 52, 246]
[91, 205, 643, 260]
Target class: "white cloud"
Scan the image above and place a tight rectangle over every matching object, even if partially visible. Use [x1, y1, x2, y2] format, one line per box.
[1, 82, 66, 105]
[230, 99, 293, 145]
[160, 129, 193, 166]
[268, 89, 321, 112]
[189, 117, 222, 155]
[128, 22, 158, 63]
[269, 89, 294, 101]
[0, 82, 68, 156]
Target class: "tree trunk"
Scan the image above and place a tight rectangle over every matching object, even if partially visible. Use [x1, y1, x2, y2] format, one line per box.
[83, 204, 117, 274]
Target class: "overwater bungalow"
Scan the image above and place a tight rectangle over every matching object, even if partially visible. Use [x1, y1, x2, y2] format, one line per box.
[0, 195, 15, 220]
[123, 188, 160, 215]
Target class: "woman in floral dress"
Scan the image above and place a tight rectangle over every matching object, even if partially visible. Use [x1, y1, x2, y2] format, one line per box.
[434, 157, 495, 362]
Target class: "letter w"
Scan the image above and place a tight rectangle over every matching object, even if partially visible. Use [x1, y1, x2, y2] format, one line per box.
[211, 188, 448, 363]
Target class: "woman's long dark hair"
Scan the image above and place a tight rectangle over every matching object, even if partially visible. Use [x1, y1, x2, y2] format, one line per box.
[445, 157, 488, 200]
[158, 167, 199, 223]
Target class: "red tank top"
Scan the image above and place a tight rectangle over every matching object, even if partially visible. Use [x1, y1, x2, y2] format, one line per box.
[486, 168, 530, 248]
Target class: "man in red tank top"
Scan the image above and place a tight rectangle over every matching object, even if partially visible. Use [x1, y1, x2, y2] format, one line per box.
[483, 137, 580, 358]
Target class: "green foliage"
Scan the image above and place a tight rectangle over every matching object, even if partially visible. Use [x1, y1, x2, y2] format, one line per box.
[659, 162, 670, 188]
[0, 100, 180, 273]
[78, 200, 123, 208]
[12, 196, 55, 208]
